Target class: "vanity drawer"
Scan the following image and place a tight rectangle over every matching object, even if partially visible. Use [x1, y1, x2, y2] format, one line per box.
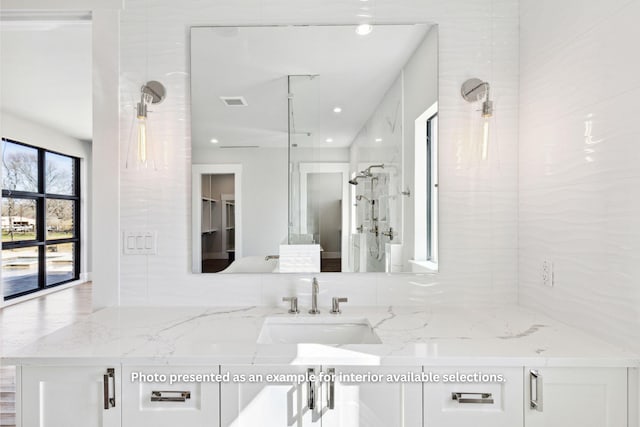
[122, 366, 220, 427]
[423, 367, 523, 427]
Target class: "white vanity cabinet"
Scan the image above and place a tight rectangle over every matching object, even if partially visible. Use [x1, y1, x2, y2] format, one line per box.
[221, 365, 321, 426]
[423, 367, 523, 426]
[15, 364, 633, 427]
[220, 365, 423, 427]
[524, 367, 627, 427]
[20, 365, 121, 427]
[321, 366, 423, 427]
[121, 365, 220, 427]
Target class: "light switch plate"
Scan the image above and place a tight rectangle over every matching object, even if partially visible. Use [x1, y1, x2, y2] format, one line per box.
[123, 231, 157, 255]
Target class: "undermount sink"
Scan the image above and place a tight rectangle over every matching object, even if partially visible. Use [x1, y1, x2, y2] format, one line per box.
[257, 317, 382, 345]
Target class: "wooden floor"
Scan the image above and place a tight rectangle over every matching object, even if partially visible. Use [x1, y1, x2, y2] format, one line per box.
[321, 257, 342, 272]
[0, 366, 15, 427]
[202, 258, 232, 273]
[0, 283, 94, 427]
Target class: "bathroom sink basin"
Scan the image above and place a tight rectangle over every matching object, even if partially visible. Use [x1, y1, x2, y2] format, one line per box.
[257, 317, 381, 345]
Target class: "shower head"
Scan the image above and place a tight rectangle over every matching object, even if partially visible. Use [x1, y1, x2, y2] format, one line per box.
[362, 164, 385, 176]
[348, 174, 368, 185]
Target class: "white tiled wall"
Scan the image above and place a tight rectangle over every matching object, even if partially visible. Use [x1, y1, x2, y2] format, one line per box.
[519, 0, 640, 353]
[119, 0, 519, 307]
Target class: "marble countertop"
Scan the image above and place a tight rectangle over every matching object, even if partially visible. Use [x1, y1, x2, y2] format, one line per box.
[2, 305, 637, 367]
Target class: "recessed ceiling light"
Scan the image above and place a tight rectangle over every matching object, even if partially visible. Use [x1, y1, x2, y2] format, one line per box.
[356, 24, 373, 36]
[325, 138, 334, 143]
[333, 107, 342, 113]
[210, 138, 219, 144]
[375, 138, 383, 142]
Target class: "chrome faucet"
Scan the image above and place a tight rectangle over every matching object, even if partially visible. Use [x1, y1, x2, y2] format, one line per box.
[330, 297, 348, 314]
[309, 277, 320, 314]
[282, 296, 299, 314]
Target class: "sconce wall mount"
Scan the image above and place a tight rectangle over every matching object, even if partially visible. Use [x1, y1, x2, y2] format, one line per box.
[461, 78, 493, 161]
[137, 80, 166, 118]
[128, 80, 167, 169]
[461, 78, 493, 118]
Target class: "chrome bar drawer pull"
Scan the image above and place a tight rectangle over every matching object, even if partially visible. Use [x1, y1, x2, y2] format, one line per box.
[151, 391, 191, 402]
[307, 368, 316, 410]
[103, 368, 116, 409]
[451, 392, 494, 404]
[326, 368, 336, 410]
[530, 369, 543, 411]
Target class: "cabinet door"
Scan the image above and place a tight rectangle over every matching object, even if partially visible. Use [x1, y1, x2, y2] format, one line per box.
[524, 367, 627, 427]
[423, 367, 523, 427]
[122, 366, 219, 427]
[221, 365, 321, 427]
[21, 366, 120, 427]
[320, 366, 422, 427]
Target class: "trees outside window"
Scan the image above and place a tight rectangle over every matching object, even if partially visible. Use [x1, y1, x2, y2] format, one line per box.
[1, 139, 80, 299]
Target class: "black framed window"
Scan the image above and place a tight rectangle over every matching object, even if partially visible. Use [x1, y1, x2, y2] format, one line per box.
[2, 138, 80, 300]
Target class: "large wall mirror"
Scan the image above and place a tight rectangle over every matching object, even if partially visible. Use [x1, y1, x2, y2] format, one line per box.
[191, 24, 438, 274]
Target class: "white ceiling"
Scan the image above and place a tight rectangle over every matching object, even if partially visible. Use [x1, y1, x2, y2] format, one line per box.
[0, 21, 92, 142]
[191, 24, 430, 149]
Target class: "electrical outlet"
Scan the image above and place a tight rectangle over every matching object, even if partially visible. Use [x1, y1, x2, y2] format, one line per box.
[542, 260, 554, 287]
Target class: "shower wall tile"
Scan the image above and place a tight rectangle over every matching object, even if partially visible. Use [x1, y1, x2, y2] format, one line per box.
[118, 0, 519, 306]
[519, 0, 640, 353]
[439, 191, 518, 250]
[520, 0, 636, 68]
[149, 275, 263, 306]
[520, 0, 640, 131]
[519, 86, 640, 192]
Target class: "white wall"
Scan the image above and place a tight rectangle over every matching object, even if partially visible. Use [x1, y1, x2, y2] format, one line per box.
[0, 112, 93, 279]
[519, 0, 640, 353]
[118, 0, 519, 306]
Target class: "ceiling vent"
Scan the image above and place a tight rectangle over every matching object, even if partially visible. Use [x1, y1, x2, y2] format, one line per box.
[220, 96, 248, 107]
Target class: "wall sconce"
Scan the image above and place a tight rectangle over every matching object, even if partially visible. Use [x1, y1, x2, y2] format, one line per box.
[461, 78, 493, 160]
[127, 80, 166, 169]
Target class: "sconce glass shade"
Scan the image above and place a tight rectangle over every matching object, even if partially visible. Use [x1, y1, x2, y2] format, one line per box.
[482, 119, 490, 160]
[461, 78, 493, 162]
[126, 81, 166, 170]
[137, 118, 148, 163]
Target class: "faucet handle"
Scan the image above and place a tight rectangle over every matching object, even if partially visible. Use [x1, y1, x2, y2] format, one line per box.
[282, 297, 299, 314]
[330, 297, 348, 314]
